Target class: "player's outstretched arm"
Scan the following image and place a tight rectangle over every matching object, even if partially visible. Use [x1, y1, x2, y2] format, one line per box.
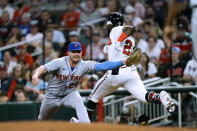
[32, 65, 47, 86]
[95, 59, 129, 72]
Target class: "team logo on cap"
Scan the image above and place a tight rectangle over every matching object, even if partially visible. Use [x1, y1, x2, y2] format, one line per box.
[74, 44, 78, 47]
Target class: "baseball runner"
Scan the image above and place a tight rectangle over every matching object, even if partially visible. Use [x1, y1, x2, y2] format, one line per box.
[164, 0, 197, 83]
[86, 12, 175, 119]
[32, 42, 136, 123]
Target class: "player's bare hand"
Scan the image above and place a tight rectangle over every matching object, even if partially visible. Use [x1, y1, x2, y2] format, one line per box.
[32, 75, 40, 86]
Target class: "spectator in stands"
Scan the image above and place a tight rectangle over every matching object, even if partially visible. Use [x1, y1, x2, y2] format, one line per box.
[137, 53, 157, 80]
[142, 6, 162, 39]
[149, 27, 165, 50]
[44, 29, 60, 52]
[0, 11, 14, 45]
[63, 30, 86, 58]
[123, 15, 133, 26]
[36, 44, 57, 65]
[78, 75, 89, 90]
[183, 57, 197, 85]
[38, 10, 54, 32]
[87, 74, 99, 89]
[141, 21, 151, 40]
[86, 31, 105, 61]
[61, 1, 80, 30]
[19, 13, 31, 36]
[106, 0, 121, 14]
[16, 44, 34, 68]
[12, 65, 26, 87]
[95, 0, 107, 17]
[77, 74, 99, 90]
[1, 51, 17, 76]
[145, 0, 166, 29]
[173, 17, 192, 63]
[133, 29, 148, 53]
[124, 5, 143, 27]
[15, 89, 27, 102]
[0, 63, 17, 101]
[127, 0, 145, 19]
[30, 1, 41, 21]
[145, 36, 161, 66]
[79, 0, 100, 24]
[0, 0, 14, 20]
[159, 36, 172, 64]
[0, 92, 8, 103]
[79, 25, 93, 46]
[157, 47, 186, 83]
[12, 0, 30, 25]
[10, 85, 23, 101]
[47, 24, 66, 51]
[6, 24, 21, 45]
[25, 20, 43, 52]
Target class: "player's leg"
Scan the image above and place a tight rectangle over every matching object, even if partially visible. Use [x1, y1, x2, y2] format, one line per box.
[62, 91, 90, 123]
[124, 71, 175, 112]
[87, 73, 119, 118]
[192, 9, 197, 84]
[38, 95, 59, 120]
[192, 8, 197, 62]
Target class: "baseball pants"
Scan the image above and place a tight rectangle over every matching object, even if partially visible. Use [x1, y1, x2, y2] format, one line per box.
[38, 91, 90, 123]
[89, 68, 147, 103]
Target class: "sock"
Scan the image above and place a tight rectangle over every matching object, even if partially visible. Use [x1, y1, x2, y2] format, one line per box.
[86, 100, 97, 118]
[145, 91, 161, 104]
[117, 32, 128, 42]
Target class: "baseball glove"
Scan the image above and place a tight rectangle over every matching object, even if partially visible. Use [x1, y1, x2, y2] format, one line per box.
[126, 48, 142, 66]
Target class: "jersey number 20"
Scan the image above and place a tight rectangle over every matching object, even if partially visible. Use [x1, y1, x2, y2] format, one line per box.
[123, 39, 132, 55]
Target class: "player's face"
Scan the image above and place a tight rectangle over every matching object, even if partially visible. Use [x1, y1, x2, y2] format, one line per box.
[68, 50, 82, 63]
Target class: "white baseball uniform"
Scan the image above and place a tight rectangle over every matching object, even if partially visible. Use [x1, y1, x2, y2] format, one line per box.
[89, 26, 147, 103]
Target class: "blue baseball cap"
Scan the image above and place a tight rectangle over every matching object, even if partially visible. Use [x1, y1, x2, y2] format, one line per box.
[172, 47, 181, 54]
[68, 42, 82, 51]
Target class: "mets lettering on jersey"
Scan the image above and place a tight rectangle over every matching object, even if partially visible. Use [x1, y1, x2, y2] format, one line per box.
[55, 74, 81, 81]
[44, 56, 96, 96]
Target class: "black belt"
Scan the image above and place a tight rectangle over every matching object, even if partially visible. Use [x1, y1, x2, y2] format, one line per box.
[48, 92, 67, 98]
[111, 67, 120, 75]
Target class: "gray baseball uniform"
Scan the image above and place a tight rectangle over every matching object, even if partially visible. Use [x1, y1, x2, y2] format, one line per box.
[38, 56, 96, 123]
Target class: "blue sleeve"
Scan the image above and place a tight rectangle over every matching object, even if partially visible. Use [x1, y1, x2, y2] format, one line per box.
[95, 61, 123, 72]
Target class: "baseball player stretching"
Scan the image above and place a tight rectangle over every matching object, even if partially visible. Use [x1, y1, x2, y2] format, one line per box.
[32, 42, 132, 123]
[86, 12, 175, 119]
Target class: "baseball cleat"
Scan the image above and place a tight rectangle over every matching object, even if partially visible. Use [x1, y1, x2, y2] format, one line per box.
[70, 117, 79, 123]
[160, 91, 175, 112]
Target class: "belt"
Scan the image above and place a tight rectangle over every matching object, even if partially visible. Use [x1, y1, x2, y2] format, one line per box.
[48, 92, 67, 98]
[111, 67, 120, 75]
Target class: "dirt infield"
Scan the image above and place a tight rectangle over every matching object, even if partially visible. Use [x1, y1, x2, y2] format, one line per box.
[0, 121, 196, 131]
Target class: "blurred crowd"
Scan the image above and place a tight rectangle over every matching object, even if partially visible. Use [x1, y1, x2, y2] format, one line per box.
[0, 0, 196, 117]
